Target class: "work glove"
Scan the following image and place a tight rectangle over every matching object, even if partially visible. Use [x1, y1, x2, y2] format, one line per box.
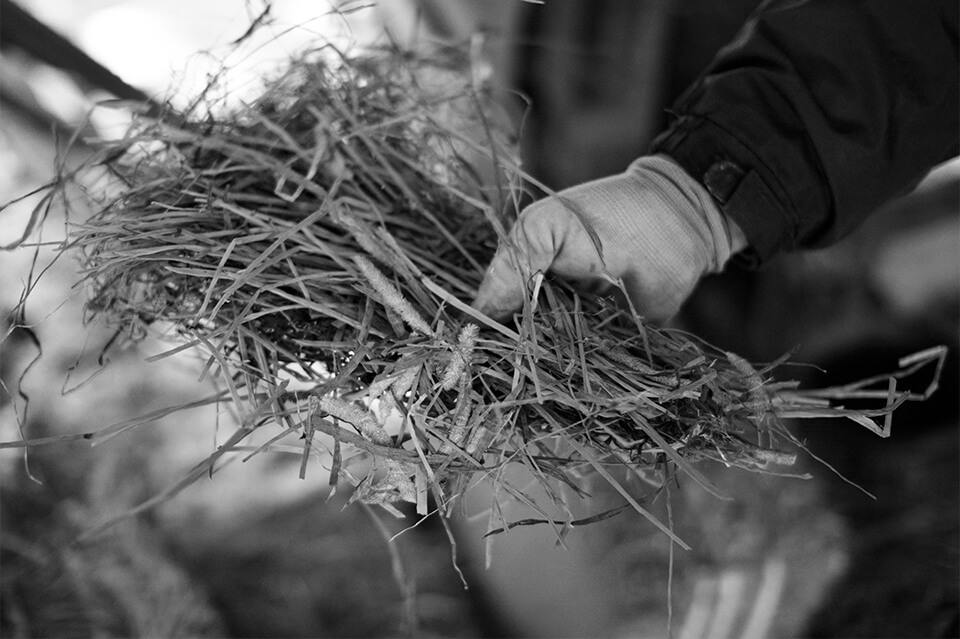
[473, 155, 746, 324]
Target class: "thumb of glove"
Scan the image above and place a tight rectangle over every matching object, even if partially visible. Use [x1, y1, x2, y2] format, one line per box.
[473, 199, 579, 320]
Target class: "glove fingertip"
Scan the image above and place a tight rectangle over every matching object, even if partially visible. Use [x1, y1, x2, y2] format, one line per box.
[473, 254, 530, 320]
[472, 279, 515, 321]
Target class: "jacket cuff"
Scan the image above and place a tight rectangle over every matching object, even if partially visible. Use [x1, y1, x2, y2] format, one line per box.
[650, 114, 798, 267]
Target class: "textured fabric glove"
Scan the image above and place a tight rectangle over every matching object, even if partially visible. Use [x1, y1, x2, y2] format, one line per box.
[473, 154, 746, 324]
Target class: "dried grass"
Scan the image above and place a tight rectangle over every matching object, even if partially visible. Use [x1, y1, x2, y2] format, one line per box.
[2, 42, 946, 541]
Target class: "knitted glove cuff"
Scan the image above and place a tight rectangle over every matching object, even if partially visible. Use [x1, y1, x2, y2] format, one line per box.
[627, 154, 740, 273]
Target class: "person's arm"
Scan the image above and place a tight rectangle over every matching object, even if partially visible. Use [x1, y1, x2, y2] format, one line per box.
[652, 0, 959, 265]
[475, 0, 960, 323]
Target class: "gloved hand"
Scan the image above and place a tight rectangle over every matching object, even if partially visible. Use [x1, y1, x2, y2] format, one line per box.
[473, 155, 747, 324]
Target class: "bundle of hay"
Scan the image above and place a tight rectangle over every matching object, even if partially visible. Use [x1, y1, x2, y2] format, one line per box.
[12, 44, 944, 538]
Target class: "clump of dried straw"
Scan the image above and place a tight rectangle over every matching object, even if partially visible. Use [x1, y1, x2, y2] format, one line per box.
[8, 43, 945, 539]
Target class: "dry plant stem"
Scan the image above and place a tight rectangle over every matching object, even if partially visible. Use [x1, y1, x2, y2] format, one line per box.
[364, 504, 421, 637]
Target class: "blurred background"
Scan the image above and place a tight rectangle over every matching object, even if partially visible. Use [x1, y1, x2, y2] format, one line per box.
[1, 1, 957, 637]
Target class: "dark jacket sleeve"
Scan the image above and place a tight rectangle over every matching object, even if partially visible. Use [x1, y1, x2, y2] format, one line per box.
[650, 0, 959, 265]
